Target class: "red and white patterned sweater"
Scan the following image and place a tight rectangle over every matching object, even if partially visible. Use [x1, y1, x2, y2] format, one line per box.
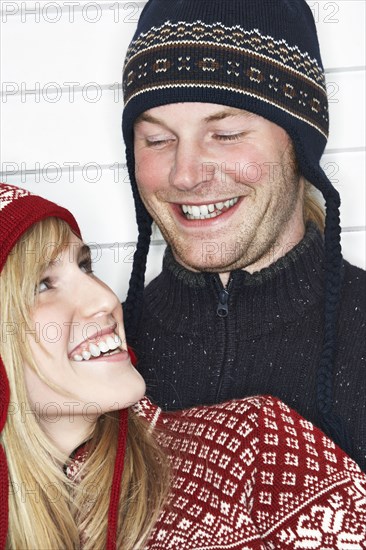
[138, 396, 366, 549]
[68, 396, 366, 548]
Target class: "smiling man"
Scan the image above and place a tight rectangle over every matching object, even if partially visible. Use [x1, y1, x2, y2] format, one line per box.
[122, 0, 366, 470]
[133, 104, 304, 277]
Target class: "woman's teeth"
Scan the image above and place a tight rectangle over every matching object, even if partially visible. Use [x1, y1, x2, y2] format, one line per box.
[181, 197, 239, 220]
[72, 334, 123, 362]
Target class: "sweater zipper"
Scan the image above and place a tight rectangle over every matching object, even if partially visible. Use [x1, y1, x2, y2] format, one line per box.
[213, 273, 234, 401]
[216, 276, 233, 317]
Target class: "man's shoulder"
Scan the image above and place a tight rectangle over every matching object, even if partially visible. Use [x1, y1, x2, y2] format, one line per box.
[341, 260, 366, 317]
[343, 259, 366, 285]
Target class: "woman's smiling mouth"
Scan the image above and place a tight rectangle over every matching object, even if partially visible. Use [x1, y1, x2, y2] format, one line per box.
[71, 332, 123, 362]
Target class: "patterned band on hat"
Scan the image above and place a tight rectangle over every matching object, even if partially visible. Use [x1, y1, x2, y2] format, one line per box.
[0, 183, 32, 210]
[0, 183, 81, 273]
[123, 20, 328, 139]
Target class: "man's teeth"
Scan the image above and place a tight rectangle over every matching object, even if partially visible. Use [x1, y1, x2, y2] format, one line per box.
[72, 334, 122, 362]
[182, 198, 239, 220]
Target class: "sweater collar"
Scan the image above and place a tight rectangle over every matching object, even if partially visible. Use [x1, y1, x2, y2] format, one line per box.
[142, 224, 330, 336]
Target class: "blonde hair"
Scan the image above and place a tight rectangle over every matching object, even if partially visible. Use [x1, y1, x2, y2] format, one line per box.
[285, 140, 325, 232]
[0, 218, 169, 549]
[303, 180, 325, 232]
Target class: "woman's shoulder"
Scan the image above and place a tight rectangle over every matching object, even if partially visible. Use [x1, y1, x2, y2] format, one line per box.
[133, 394, 364, 478]
[133, 393, 307, 427]
[138, 396, 366, 548]
[133, 394, 268, 430]
[133, 394, 283, 460]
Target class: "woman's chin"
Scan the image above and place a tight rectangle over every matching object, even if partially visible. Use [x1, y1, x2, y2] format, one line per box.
[107, 375, 146, 412]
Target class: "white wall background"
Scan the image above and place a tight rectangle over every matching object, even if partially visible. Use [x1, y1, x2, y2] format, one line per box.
[0, 0, 365, 300]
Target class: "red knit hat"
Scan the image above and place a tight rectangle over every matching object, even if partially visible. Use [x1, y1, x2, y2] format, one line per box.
[0, 183, 127, 549]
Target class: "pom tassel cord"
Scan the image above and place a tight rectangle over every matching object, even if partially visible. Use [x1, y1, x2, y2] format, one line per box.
[0, 446, 9, 550]
[106, 409, 129, 550]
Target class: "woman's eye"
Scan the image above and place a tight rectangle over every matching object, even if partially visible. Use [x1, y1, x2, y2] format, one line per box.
[36, 278, 52, 294]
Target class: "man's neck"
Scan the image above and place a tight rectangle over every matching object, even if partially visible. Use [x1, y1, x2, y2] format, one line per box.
[218, 220, 306, 286]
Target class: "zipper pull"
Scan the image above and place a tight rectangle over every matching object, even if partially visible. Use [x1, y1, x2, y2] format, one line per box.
[217, 289, 229, 317]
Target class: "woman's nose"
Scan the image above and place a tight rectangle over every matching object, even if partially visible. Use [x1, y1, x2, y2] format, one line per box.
[169, 140, 214, 192]
[75, 272, 119, 320]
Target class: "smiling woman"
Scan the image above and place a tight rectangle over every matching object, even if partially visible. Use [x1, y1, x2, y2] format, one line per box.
[23, 228, 147, 455]
[0, 184, 168, 549]
[0, 183, 365, 550]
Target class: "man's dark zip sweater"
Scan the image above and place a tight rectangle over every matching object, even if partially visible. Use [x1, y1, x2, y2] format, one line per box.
[127, 224, 366, 470]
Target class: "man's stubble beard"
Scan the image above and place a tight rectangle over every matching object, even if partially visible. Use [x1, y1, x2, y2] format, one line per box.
[181, 155, 301, 273]
[141, 144, 304, 274]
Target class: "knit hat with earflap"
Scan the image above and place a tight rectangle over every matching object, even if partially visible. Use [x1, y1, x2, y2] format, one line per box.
[0, 183, 127, 549]
[122, 0, 351, 456]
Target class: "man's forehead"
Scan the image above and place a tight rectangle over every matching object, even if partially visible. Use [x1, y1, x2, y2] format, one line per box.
[134, 104, 256, 125]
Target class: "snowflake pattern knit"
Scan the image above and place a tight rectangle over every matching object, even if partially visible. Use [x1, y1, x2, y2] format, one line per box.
[67, 395, 366, 548]
[138, 396, 366, 549]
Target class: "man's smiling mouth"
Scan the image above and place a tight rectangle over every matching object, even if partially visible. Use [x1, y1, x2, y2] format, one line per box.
[181, 197, 239, 220]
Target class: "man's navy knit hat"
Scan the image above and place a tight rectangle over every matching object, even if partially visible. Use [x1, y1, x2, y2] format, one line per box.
[122, 0, 350, 455]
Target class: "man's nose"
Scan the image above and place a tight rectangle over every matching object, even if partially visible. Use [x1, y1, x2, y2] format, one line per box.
[168, 140, 214, 192]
